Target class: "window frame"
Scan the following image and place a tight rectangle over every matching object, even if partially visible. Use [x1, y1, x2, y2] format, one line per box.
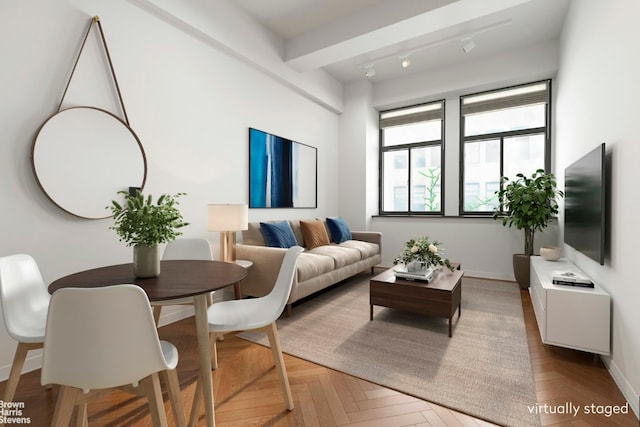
[459, 80, 551, 216]
[378, 100, 446, 216]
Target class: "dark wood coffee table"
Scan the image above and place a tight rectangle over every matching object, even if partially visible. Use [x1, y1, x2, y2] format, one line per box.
[370, 265, 463, 337]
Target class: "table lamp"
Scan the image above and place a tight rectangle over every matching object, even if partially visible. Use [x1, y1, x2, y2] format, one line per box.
[207, 204, 248, 263]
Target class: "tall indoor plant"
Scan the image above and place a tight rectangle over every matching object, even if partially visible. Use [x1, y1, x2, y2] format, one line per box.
[493, 169, 563, 288]
[108, 190, 188, 278]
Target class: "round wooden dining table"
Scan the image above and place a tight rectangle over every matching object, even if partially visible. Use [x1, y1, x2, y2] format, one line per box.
[49, 259, 247, 427]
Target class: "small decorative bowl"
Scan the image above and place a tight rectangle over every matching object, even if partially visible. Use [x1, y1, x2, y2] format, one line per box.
[540, 245, 562, 261]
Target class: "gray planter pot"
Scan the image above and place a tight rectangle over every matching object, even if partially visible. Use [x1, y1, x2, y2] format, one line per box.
[513, 254, 530, 289]
[133, 245, 160, 278]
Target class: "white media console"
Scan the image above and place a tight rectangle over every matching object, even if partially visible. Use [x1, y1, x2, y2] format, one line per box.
[530, 256, 610, 355]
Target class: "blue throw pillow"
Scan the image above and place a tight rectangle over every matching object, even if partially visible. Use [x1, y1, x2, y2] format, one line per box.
[326, 217, 352, 244]
[260, 221, 298, 248]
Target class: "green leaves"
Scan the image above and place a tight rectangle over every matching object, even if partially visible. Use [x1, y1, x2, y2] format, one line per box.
[493, 169, 564, 256]
[107, 190, 189, 247]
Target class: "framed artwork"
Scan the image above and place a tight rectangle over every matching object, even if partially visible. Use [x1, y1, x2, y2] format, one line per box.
[249, 128, 317, 208]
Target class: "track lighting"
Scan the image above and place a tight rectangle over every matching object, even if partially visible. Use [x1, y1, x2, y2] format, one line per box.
[364, 64, 376, 78]
[355, 20, 511, 79]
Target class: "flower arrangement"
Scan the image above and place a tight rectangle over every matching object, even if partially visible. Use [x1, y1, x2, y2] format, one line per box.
[393, 236, 453, 271]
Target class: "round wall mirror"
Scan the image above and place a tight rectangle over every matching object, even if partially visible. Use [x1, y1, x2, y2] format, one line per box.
[32, 106, 147, 219]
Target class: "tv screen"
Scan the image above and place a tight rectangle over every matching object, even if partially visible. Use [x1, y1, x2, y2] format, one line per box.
[249, 128, 317, 208]
[563, 143, 606, 264]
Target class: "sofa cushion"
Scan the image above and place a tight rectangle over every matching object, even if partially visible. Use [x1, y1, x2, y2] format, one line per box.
[300, 219, 330, 249]
[339, 240, 380, 259]
[309, 245, 361, 268]
[243, 222, 266, 246]
[286, 220, 305, 246]
[326, 217, 352, 243]
[260, 221, 298, 248]
[296, 252, 335, 282]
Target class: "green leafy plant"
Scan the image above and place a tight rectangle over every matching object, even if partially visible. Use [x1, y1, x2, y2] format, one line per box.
[393, 236, 453, 271]
[418, 167, 441, 211]
[107, 190, 189, 247]
[493, 169, 563, 256]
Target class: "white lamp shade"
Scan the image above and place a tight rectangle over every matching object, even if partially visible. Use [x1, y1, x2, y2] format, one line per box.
[207, 204, 248, 232]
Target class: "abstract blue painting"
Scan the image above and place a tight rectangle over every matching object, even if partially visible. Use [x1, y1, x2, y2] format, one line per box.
[249, 128, 317, 208]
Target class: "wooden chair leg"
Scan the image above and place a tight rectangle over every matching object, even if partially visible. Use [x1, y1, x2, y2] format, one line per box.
[2, 342, 30, 403]
[161, 369, 186, 427]
[140, 373, 169, 427]
[210, 333, 218, 369]
[74, 403, 88, 427]
[285, 303, 292, 317]
[188, 377, 203, 427]
[264, 322, 294, 410]
[51, 386, 81, 427]
[153, 306, 162, 325]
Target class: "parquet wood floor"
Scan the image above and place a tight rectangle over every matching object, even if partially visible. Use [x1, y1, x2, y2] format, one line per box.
[1, 281, 637, 426]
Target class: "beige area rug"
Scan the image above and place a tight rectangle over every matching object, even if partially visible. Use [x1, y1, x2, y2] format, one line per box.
[238, 272, 540, 427]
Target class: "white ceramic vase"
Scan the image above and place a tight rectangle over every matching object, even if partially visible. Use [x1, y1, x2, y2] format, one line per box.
[540, 245, 562, 261]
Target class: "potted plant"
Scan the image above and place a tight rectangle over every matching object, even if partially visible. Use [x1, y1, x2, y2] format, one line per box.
[493, 169, 563, 288]
[107, 190, 189, 278]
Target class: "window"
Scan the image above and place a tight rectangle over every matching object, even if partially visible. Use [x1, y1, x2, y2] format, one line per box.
[380, 101, 444, 215]
[460, 81, 550, 214]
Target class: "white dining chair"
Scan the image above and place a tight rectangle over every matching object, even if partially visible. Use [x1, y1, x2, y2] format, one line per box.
[152, 238, 214, 325]
[0, 254, 50, 404]
[41, 284, 186, 427]
[189, 246, 303, 425]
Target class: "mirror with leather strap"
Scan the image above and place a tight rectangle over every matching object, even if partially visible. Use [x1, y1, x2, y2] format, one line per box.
[30, 16, 147, 219]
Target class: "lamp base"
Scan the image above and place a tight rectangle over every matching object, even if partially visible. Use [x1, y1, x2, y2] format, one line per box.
[220, 231, 236, 263]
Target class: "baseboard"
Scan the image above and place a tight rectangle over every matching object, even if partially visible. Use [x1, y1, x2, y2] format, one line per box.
[464, 270, 514, 282]
[156, 305, 195, 327]
[601, 355, 640, 419]
[0, 350, 44, 383]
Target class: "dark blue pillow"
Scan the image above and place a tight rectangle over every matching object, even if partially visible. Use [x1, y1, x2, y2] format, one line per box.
[260, 221, 298, 248]
[326, 217, 352, 244]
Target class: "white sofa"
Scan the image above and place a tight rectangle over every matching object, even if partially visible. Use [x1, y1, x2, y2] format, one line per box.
[236, 219, 382, 315]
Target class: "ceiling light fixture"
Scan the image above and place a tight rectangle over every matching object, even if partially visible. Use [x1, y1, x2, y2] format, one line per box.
[364, 64, 376, 78]
[401, 56, 411, 68]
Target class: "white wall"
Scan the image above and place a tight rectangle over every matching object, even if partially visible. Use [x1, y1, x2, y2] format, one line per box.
[338, 81, 379, 231]
[555, 0, 640, 416]
[0, 0, 341, 380]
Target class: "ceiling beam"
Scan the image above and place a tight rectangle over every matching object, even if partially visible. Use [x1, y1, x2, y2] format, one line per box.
[284, 0, 534, 72]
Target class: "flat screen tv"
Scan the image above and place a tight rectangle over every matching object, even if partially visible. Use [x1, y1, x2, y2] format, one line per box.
[249, 128, 317, 208]
[563, 143, 606, 264]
